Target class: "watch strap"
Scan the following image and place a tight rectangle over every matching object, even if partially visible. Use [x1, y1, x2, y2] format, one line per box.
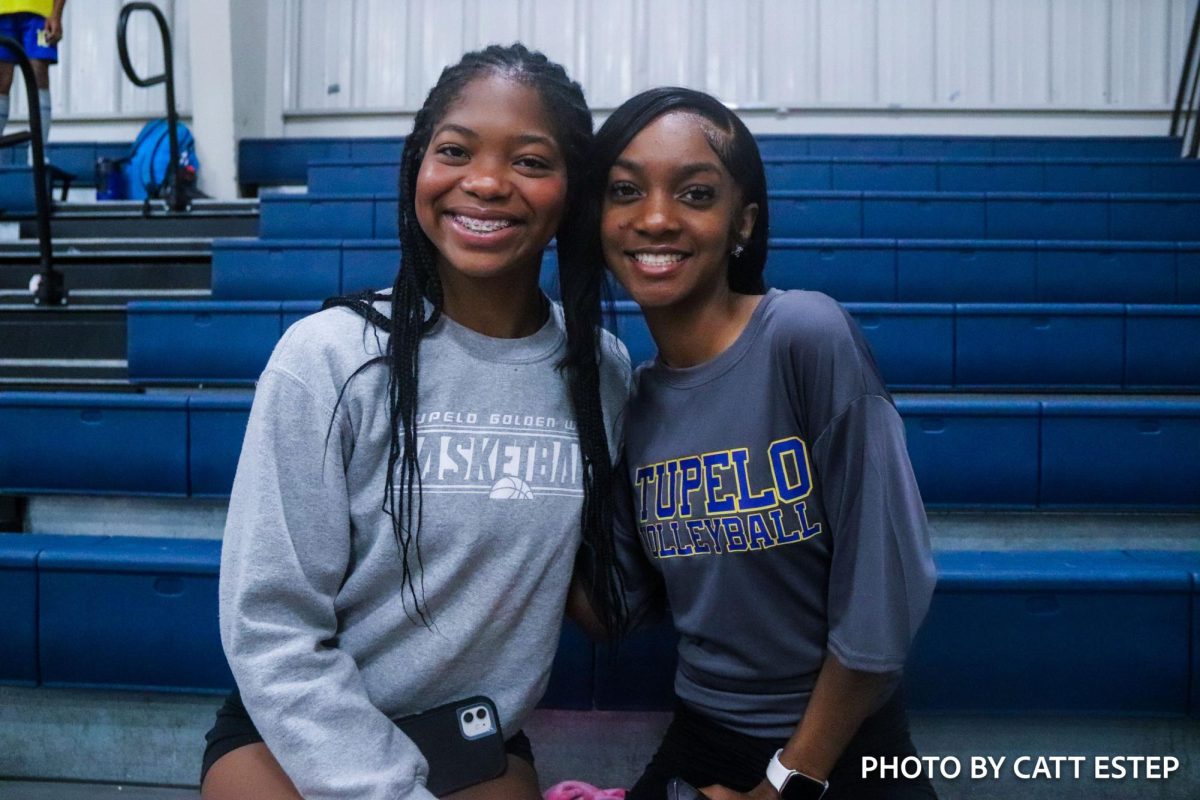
[766, 749, 829, 800]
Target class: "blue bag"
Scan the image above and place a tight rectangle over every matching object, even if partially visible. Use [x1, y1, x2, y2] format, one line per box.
[127, 119, 199, 200]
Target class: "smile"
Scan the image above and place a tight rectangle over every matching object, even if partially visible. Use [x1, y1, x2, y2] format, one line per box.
[451, 214, 516, 233]
[630, 252, 687, 266]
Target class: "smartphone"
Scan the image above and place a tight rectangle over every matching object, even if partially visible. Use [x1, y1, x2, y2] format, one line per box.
[393, 696, 508, 796]
[667, 777, 706, 800]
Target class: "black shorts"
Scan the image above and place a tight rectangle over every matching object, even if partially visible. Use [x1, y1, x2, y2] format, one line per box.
[200, 689, 535, 785]
[627, 687, 937, 800]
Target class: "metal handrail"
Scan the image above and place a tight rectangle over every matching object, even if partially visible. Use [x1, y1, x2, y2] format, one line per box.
[1172, 1, 1200, 158]
[0, 35, 62, 305]
[117, 2, 187, 211]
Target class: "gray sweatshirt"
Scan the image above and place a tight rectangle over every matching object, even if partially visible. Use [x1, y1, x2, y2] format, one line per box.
[219, 299, 630, 799]
[617, 288, 936, 737]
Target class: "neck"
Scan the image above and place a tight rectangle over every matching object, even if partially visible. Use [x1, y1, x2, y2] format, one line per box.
[645, 286, 764, 369]
[437, 263, 547, 339]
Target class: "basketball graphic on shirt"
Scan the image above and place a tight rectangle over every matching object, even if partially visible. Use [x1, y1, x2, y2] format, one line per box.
[489, 475, 534, 500]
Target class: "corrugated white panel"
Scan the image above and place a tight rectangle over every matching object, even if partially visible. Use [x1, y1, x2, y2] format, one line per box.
[469, 0, 522, 49]
[1110, 0, 1172, 105]
[818, 0, 877, 104]
[275, 0, 1199, 115]
[355, 0, 408, 108]
[583, 0, 636, 108]
[1050, 0, 1111, 106]
[56, 0, 123, 116]
[522, 0, 582, 81]
[878, 0, 936, 106]
[935, 0, 995, 105]
[703, 0, 763, 103]
[11, 0, 189, 120]
[993, 0, 1051, 105]
[1168, 0, 1200, 91]
[761, 0, 819, 105]
[293, 0, 353, 110]
[642, 0, 699, 90]
[412, 0, 469, 106]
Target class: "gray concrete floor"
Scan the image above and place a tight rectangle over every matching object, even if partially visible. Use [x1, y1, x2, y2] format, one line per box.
[0, 783, 197, 799]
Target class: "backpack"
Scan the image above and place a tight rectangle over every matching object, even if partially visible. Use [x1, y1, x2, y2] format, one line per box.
[127, 118, 200, 200]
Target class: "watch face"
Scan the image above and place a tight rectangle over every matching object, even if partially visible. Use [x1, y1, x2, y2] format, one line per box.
[780, 773, 827, 800]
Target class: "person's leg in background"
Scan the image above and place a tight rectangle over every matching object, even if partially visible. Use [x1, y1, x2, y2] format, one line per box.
[0, 12, 18, 137]
[31, 57, 50, 143]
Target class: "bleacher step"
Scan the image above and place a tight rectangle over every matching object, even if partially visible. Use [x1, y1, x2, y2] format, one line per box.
[27, 202, 258, 240]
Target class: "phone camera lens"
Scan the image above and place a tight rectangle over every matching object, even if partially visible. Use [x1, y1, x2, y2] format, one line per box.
[477, 708, 487, 718]
[464, 712, 474, 723]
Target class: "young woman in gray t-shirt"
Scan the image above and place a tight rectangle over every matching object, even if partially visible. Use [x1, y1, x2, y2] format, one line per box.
[584, 87, 939, 800]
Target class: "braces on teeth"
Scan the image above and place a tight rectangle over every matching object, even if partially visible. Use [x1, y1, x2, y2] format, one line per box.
[455, 215, 514, 232]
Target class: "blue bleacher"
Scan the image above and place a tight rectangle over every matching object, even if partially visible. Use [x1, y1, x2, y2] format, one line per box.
[239, 134, 1187, 189]
[126, 298, 1200, 391]
[3, 391, 1198, 507]
[306, 157, 1200, 195]
[8, 131, 1196, 767]
[257, 190, 1200, 242]
[7, 538, 1197, 717]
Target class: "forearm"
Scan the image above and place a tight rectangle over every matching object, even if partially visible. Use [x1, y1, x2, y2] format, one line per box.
[565, 573, 609, 640]
[778, 654, 896, 781]
[52, 0, 65, 20]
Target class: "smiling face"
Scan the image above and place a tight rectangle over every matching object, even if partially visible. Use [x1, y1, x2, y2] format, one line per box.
[414, 73, 568, 286]
[601, 111, 758, 312]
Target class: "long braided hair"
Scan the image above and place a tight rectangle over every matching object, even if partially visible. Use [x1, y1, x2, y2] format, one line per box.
[327, 44, 626, 634]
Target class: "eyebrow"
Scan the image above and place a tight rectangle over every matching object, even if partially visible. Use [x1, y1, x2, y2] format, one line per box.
[432, 123, 556, 149]
[612, 158, 722, 178]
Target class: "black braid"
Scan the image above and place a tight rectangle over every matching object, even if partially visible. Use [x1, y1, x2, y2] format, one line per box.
[325, 44, 626, 634]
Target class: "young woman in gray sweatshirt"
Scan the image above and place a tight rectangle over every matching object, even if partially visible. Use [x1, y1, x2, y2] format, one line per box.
[201, 45, 631, 800]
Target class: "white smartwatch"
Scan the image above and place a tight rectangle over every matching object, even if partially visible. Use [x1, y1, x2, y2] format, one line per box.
[766, 749, 829, 800]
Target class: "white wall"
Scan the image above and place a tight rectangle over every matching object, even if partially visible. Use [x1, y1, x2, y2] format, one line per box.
[276, 0, 1200, 136]
[27, 0, 1200, 167]
[8, 0, 190, 139]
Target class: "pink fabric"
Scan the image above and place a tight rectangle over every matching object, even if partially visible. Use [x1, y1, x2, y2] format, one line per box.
[544, 780, 628, 800]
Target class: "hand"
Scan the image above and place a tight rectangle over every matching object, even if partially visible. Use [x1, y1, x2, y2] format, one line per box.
[699, 780, 779, 800]
[44, 16, 63, 45]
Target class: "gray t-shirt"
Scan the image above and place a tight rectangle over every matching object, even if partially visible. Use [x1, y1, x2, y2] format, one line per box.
[617, 288, 936, 738]
[220, 299, 630, 799]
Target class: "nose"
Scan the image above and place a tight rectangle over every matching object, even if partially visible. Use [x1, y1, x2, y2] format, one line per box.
[460, 159, 511, 201]
[632, 191, 679, 237]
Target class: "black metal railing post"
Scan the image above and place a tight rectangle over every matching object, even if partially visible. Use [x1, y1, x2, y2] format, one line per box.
[0, 35, 62, 305]
[117, 2, 187, 211]
[1172, 1, 1200, 158]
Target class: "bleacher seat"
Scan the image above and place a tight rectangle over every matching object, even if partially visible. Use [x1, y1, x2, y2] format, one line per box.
[905, 551, 1192, 715]
[3, 391, 1199, 506]
[899, 398, 1041, 506]
[125, 299, 1200, 391]
[0, 392, 188, 495]
[38, 535, 233, 692]
[591, 550, 1200, 715]
[1040, 398, 1200, 507]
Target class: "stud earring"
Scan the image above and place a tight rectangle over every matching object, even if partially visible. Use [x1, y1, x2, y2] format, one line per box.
[731, 243, 745, 258]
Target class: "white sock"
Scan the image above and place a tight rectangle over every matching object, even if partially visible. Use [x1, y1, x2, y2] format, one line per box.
[38, 89, 51, 145]
[0, 94, 9, 137]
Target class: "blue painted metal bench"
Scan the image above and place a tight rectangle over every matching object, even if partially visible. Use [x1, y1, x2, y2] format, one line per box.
[241, 135, 1186, 189]
[4, 392, 1199, 507]
[307, 157, 1200, 195]
[259, 190, 1200, 241]
[211, 239, 399, 300]
[592, 550, 1200, 715]
[128, 300, 1200, 392]
[213, 238, 1196, 306]
[4, 535, 1197, 716]
[762, 157, 1200, 193]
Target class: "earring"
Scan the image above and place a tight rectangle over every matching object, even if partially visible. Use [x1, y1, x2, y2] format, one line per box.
[731, 243, 745, 258]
